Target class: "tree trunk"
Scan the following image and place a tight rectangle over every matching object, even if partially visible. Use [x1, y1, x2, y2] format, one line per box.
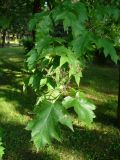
[33, 0, 41, 14]
[32, 0, 41, 42]
[2, 29, 6, 47]
[117, 61, 120, 128]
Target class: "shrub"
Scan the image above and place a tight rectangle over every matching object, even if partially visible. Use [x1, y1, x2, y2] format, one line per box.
[21, 37, 34, 53]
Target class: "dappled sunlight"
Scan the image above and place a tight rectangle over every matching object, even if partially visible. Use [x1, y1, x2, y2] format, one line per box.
[0, 86, 35, 116]
[0, 47, 24, 56]
[52, 124, 120, 160]
[8, 57, 23, 63]
[1, 121, 61, 160]
[81, 86, 118, 127]
[0, 47, 119, 160]
[0, 97, 29, 125]
[81, 64, 119, 95]
[81, 86, 117, 104]
[0, 0, 120, 158]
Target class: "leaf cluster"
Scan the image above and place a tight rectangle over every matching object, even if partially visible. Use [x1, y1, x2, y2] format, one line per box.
[25, 0, 119, 150]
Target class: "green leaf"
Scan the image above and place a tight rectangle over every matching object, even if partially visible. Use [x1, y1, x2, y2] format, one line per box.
[28, 72, 42, 90]
[53, 8, 76, 31]
[111, 7, 120, 21]
[29, 12, 48, 31]
[62, 92, 96, 126]
[72, 23, 86, 38]
[52, 1, 88, 38]
[41, 46, 69, 60]
[59, 48, 82, 86]
[74, 74, 81, 87]
[72, 31, 94, 55]
[40, 78, 47, 87]
[96, 38, 118, 64]
[36, 15, 53, 40]
[47, 77, 57, 89]
[60, 55, 68, 67]
[26, 49, 38, 70]
[62, 96, 75, 109]
[26, 101, 73, 149]
[73, 2, 88, 22]
[68, 54, 82, 86]
[95, 5, 120, 22]
[35, 36, 54, 54]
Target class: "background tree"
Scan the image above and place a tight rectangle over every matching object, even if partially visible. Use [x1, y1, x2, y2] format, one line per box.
[0, 0, 33, 47]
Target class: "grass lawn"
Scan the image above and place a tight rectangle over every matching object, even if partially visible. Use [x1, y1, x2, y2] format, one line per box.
[0, 47, 120, 160]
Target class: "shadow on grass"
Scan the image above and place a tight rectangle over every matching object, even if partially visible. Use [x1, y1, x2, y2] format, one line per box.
[0, 121, 59, 160]
[1, 118, 120, 160]
[0, 58, 23, 72]
[54, 124, 120, 160]
[0, 58, 24, 90]
[94, 100, 118, 127]
[0, 88, 35, 112]
[0, 48, 119, 159]
[81, 64, 119, 95]
[0, 58, 118, 116]
[0, 48, 60, 159]
[0, 56, 36, 114]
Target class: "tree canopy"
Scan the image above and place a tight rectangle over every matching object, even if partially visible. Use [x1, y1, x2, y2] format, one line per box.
[0, 0, 120, 157]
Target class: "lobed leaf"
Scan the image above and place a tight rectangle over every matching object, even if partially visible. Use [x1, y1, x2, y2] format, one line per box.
[26, 100, 73, 150]
[96, 38, 118, 64]
[29, 12, 48, 31]
[72, 31, 94, 55]
[62, 92, 96, 126]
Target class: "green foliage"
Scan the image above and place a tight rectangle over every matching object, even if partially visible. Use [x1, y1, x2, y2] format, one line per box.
[71, 31, 94, 55]
[52, 1, 88, 38]
[0, 46, 119, 159]
[0, 16, 10, 29]
[26, 49, 38, 70]
[94, 4, 120, 22]
[26, 100, 73, 150]
[0, 130, 4, 159]
[95, 38, 118, 63]
[62, 91, 96, 125]
[0, 0, 32, 38]
[29, 12, 48, 31]
[26, 0, 119, 150]
[22, 38, 34, 53]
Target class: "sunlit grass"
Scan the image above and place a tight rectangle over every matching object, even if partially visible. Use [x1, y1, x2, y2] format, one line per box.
[0, 47, 120, 160]
[0, 97, 29, 125]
